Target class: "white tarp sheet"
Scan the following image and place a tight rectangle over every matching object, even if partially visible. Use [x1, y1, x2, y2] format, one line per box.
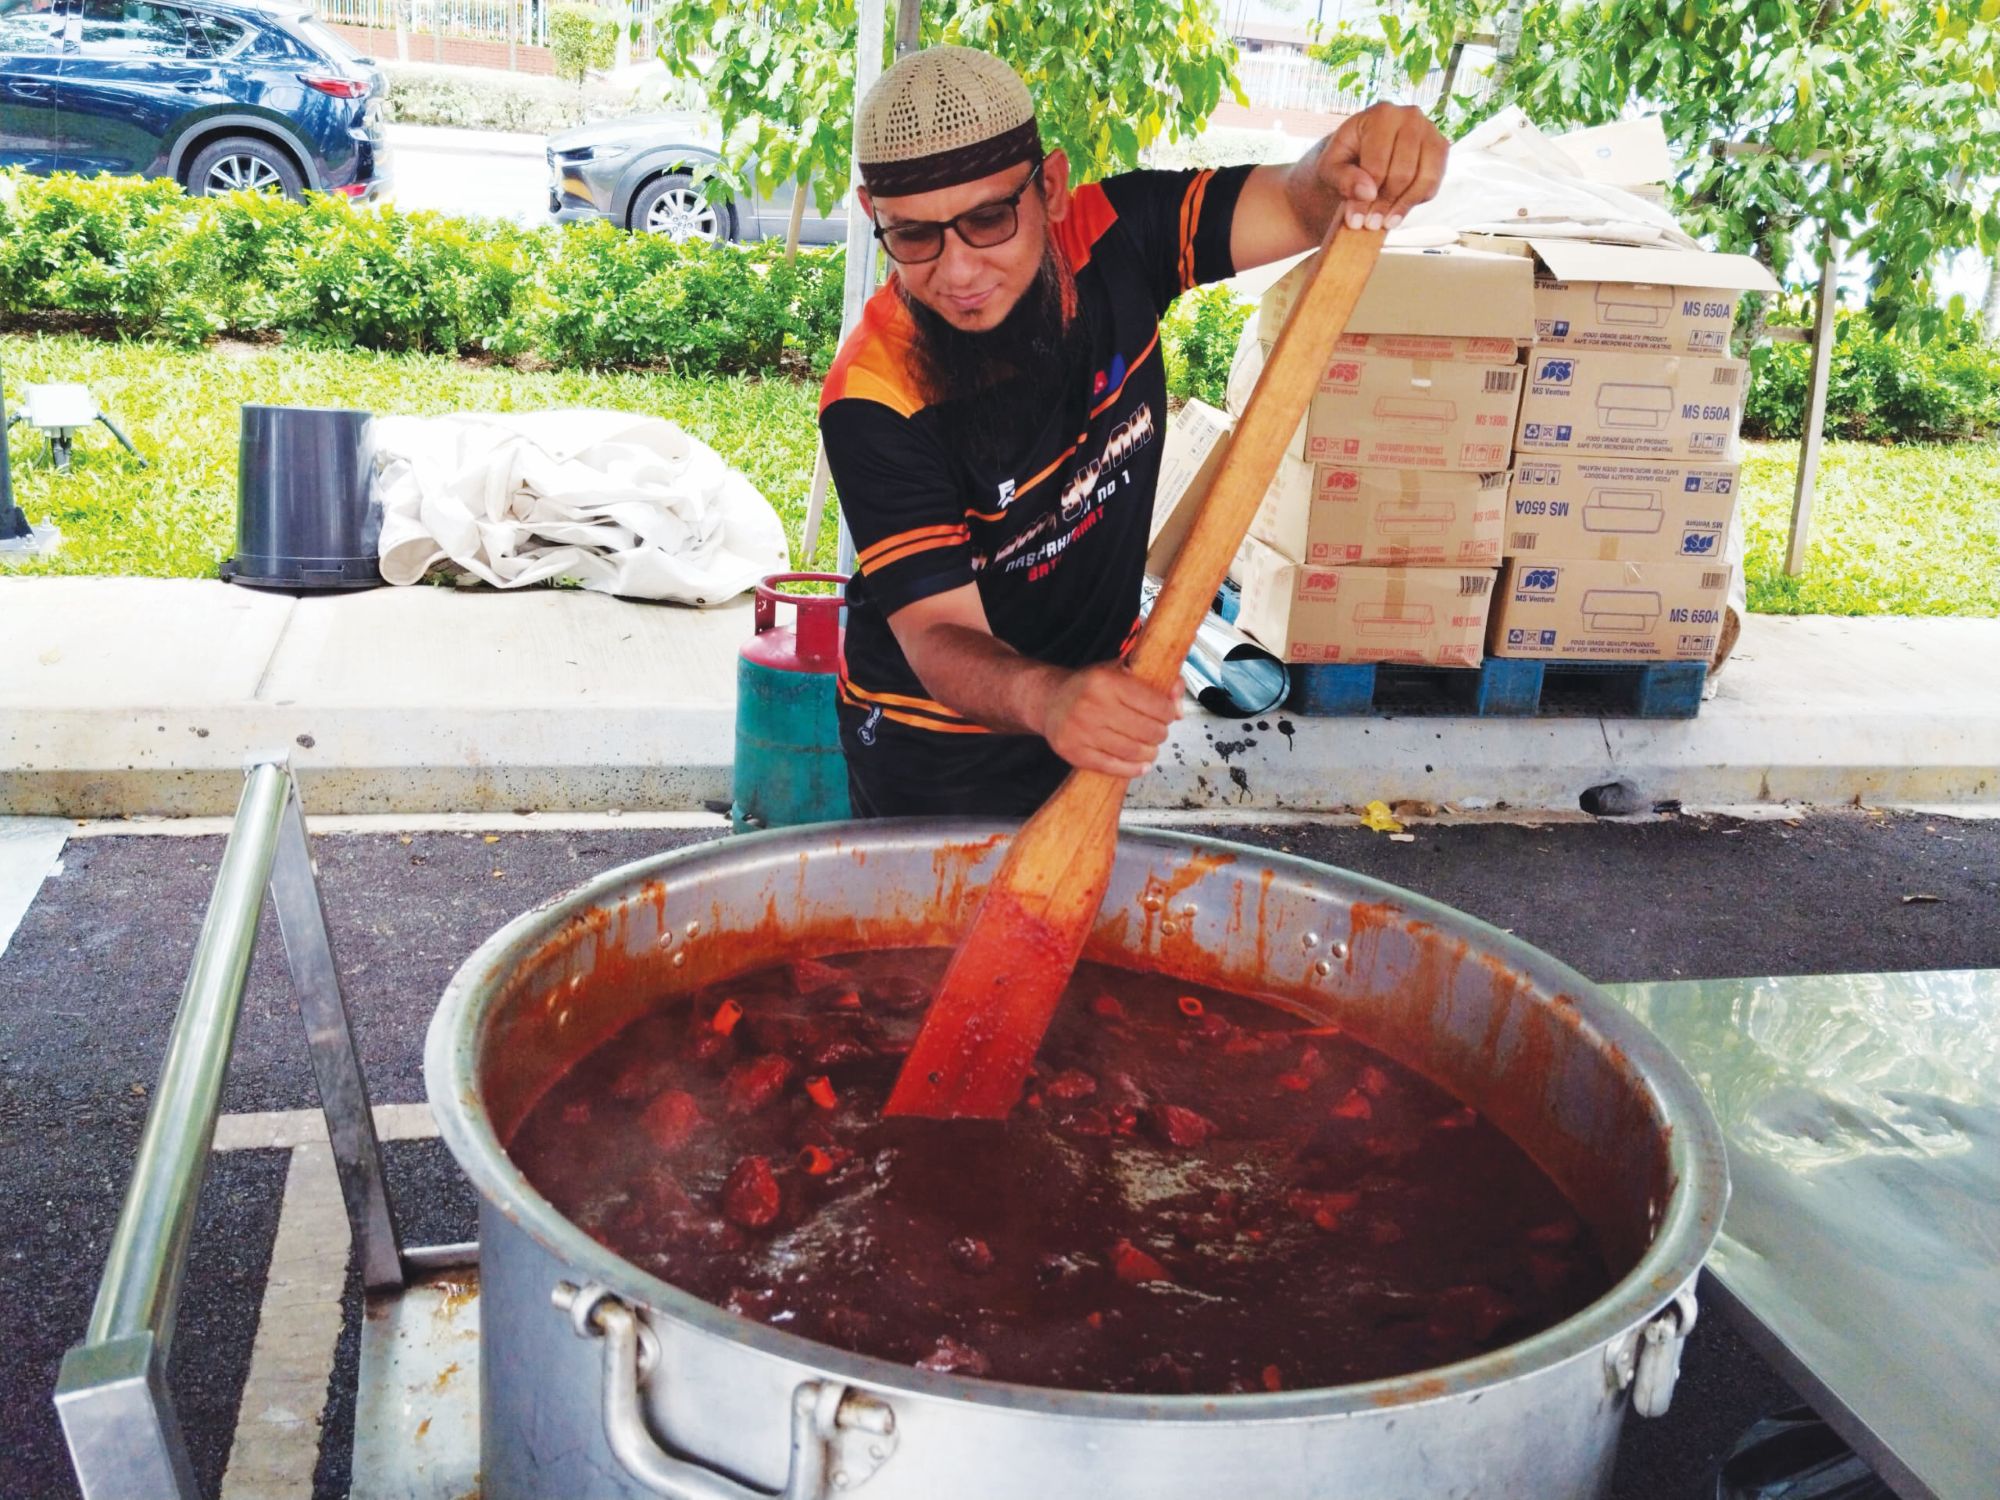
[373, 409, 788, 605]
[1394, 106, 1700, 250]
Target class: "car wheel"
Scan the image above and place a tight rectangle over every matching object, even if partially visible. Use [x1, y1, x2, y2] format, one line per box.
[187, 136, 306, 200]
[631, 172, 736, 243]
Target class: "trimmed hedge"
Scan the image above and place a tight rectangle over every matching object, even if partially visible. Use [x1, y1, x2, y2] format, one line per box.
[381, 63, 695, 134]
[0, 169, 843, 375]
[1744, 311, 2000, 443]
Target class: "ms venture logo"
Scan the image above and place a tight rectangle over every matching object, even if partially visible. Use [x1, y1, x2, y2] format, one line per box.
[1535, 357, 1575, 384]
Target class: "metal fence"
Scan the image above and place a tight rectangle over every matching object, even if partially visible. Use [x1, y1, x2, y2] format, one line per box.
[311, 2, 1486, 116]
[312, 0, 680, 56]
[315, 0, 545, 47]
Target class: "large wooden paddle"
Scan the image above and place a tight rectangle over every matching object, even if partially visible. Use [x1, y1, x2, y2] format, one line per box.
[885, 224, 1387, 1120]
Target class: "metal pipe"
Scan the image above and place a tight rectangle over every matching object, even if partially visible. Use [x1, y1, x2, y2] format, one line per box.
[828, 0, 887, 578]
[269, 780, 404, 1291]
[402, 1241, 481, 1273]
[1785, 189, 1840, 578]
[1, 345, 30, 543]
[84, 763, 288, 1352]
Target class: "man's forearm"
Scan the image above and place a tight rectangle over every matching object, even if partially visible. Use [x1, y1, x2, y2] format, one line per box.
[1281, 135, 1346, 242]
[901, 621, 1067, 737]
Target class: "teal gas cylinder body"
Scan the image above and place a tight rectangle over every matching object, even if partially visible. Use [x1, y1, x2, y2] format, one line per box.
[730, 572, 851, 831]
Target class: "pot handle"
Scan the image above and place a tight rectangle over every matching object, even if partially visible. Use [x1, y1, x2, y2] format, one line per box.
[554, 1282, 899, 1499]
[1605, 1285, 1700, 1419]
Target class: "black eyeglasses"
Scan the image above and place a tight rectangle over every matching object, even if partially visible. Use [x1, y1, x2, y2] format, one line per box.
[871, 157, 1047, 265]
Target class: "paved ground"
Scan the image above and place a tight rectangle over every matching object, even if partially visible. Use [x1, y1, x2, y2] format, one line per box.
[3, 810, 1994, 1498]
[6, 579, 1998, 816]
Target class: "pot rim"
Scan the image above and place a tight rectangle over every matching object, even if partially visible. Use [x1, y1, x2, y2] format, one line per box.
[425, 819, 1727, 1420]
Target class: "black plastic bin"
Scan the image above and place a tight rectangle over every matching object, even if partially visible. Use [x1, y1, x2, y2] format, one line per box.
[221, 404, 381, 591]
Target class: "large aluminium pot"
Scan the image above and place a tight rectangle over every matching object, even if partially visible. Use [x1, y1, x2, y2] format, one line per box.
[426, 821, 1727, 1500]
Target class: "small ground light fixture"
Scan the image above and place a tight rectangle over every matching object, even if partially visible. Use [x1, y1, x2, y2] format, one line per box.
[9, 382, 145, 473]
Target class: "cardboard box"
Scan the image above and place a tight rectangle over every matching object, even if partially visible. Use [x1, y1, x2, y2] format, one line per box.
[1229, 333, 1523, 473]
[1551, 116, 1674, 188]
[1255, 461, 1507, 566]
[1234, 536, 1496, 666]
[1506, 457, 1740, 562]
[1522, 239, 1780, 355]
[1147, 398, 1231, 575]
[1320, 331, 1522, 364]
[1515, 346, 1746, 460]
[1255, 244, 1536, 348]
[1489, 557, 1733, 661]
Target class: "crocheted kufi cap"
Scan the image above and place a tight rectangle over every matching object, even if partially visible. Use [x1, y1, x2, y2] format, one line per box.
[855, 45, 1042, 198]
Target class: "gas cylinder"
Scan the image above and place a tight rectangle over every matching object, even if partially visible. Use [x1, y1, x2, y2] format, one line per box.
[730, 572, 851, 831]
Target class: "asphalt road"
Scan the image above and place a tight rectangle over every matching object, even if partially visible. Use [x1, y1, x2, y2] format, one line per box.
[2, 810, 1993, 1498]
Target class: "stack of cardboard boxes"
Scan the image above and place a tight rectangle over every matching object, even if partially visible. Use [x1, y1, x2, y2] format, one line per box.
[1149, 246, 1537, 668]
[1481, 238, 1779, 663]
[1146, 196, 1782, 687]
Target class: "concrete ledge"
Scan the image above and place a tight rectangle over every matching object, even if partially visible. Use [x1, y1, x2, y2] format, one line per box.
[2, 580, 1995, 816]
[1132, 614, 1999, 814]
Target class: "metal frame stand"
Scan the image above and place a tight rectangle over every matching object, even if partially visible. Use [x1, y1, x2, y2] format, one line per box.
[53, 762, 436, 1500]
[0, 351, 61, 557]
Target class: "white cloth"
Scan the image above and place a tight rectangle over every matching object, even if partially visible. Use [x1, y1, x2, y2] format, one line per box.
[372, 409, 788, 604]
[1393, 107, 1699, 251]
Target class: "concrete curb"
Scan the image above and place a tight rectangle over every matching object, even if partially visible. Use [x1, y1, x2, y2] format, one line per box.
[2, 580, 1995, 817]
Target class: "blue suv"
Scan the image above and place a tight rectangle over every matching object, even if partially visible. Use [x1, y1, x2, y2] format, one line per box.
[0, 0, 388, 200]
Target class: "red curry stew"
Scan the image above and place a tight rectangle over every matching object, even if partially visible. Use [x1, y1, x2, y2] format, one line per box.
[507, 949, 1610, 1395]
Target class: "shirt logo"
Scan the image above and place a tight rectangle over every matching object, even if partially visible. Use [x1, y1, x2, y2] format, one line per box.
[1057, 401, 1156, 523]
[996, 478, 1016, 509]
[1091, 353, 1128, 400]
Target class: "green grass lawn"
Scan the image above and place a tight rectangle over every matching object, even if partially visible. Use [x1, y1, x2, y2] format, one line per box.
[4, 332, 1994, 617]
[0, 332, 834, 578]
[1738, 437, 1999, 616]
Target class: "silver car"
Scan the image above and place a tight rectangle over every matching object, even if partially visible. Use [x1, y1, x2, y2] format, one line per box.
[546, 113, 848, 244]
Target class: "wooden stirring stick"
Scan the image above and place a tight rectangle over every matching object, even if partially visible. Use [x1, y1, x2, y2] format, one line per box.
[885, 224, 1387, 1120]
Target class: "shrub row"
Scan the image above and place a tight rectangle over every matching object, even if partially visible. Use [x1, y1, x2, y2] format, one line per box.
[1744, 311, 2000, 443]
[0, 170, 843, 375]
[10, 168, 1991, 443]
[379, 62, 678, 135]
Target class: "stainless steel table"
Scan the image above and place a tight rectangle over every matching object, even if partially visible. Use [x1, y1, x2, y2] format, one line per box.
[1609, 970, 2000, 1500]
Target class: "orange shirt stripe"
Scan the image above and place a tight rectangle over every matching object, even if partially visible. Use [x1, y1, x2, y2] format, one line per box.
[855, 522, 967, 569]
[839, 680, 991, 734]
[839, 677, 972, 720]
[859, 530, 969, 575]
[1180, 169, 1214, 291]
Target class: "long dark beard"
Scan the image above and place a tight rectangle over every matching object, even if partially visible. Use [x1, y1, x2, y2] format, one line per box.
[903, 243, 1088, 476]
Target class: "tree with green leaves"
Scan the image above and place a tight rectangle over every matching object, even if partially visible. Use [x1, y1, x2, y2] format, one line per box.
[649, 0, 1243, 243]
[1318, 1, 2000, 339]
[552, 4, 620, 122]
[1305, 20, 1386, 82]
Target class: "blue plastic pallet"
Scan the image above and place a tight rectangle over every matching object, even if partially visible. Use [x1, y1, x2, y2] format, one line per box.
[1287, 656, 1707, 720]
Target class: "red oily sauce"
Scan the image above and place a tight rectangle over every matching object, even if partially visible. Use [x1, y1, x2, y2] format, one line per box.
[506, 949, 1611, 1395]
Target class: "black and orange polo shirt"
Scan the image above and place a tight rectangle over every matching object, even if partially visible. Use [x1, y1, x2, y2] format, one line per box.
[819, 164, 1253, 816]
